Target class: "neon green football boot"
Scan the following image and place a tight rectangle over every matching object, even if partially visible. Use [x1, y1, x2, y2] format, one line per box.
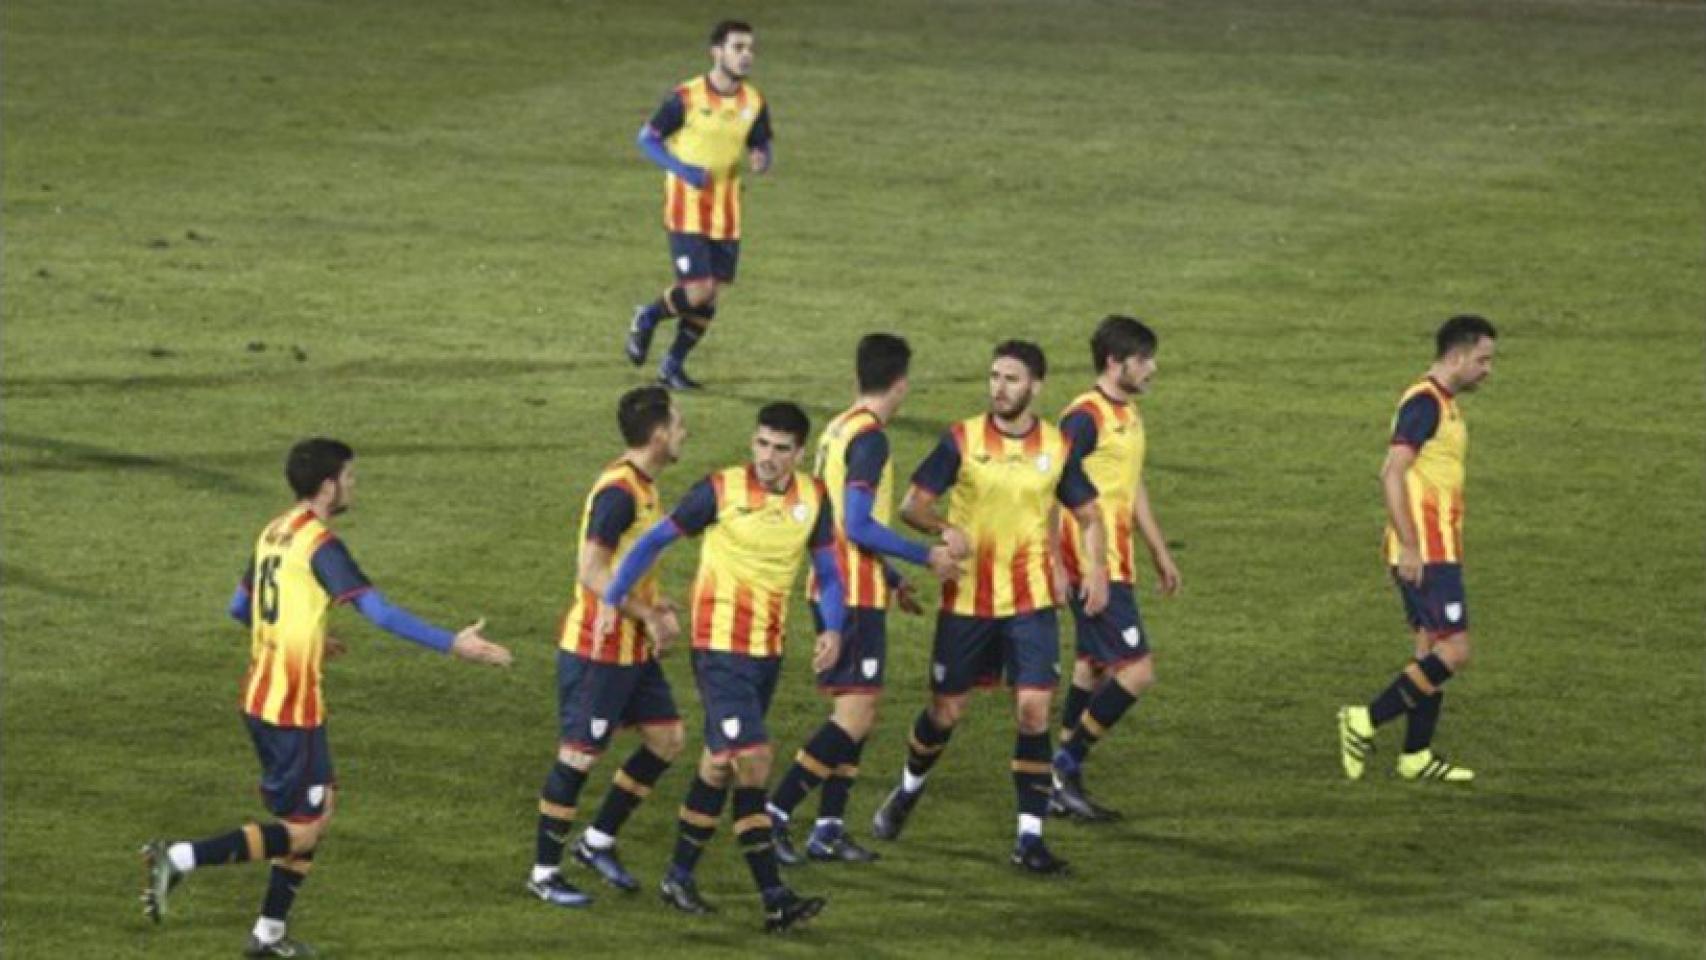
[1396, 749, 1474, 784]
[1337, 706, 1375, 780]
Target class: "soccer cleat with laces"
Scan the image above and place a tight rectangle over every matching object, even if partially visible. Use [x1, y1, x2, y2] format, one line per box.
[626, 306, 657, 366]
[1397, 749, 1475, 784]
[870, 785, 918, 841]
[771, 818, 805, 867]
[526, 871, 594, 908]
[244, 935, 317, 958]
[139, 840, 182, 924]
[806, 827, 880, 863]
[763, 888, 827, 933]
[572, 837, 639, 892]
[658, 872, 716, 915]
[1011, 835, 1070, 876]
[1051, 767, 1120, 823]
[1338, 705, 1375, 780]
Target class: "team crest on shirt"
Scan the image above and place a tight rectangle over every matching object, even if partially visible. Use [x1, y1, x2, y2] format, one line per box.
[791, 503, 809, 523]
[590, 717, 609, 740]
[1444, 602, 1463, 624]
[722, 716, 742, 739]
[741, 108, 754, 121]
[862, 658, 879, 679]
[1036, 454, 1051, 472]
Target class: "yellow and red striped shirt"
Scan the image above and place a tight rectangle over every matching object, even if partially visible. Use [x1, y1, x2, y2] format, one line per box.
[559, 460, 662, 666]
[684, 465, 830, 658]
[653, 76, 770, 240]
[808, 405, 893, 610]
[913, 415, 1097, 619]
[1057, 388, 1145, 585]
[1385, 377, 1468, 565]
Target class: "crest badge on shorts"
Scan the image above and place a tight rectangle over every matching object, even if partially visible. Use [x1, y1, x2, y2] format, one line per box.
[722, 716, 742, 740]
[308, 785, 326, 809]
[1123, 626, 1142, 647]
[862, 658, 879, 679]
[590, 717, 609, 740]
[1444, 602, 1463, 624]
[932, 662, 946, 683]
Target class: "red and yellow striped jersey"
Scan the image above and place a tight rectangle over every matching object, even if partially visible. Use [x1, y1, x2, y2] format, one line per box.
[559, 460, 662, 666]
[1384, 377, 1468, 565]
[912, 415, 1098, 619]
[650, 76, 771, 240]
[239, 507, 368, 728]
[808, 405, 893, 610]
[685, 465, 829, 657]
[1057, 388, 1145, 585]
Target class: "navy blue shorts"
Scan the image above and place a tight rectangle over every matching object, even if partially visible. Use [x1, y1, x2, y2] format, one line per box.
[811, 604, 887, 694]
[669, 232, 740, 284]
[1069, 583, 1152, 668]
[930, 609, 1061, 695]
[245, 715, 334, 821]
[557, 652, 680, 755]
[692, 650, 781, 758]
[1393, 563, 1469, 637]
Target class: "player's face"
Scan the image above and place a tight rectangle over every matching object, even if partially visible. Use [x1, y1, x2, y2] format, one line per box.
[750, 426, 802, 489]
[1117, 352, 1158, 395]
[988, 358, 1039, 419]
[713, 32, 755, 80]
[1454, 337, 1497, 392]
[661, 406, 687, 463]
[327, 463, 355, 515]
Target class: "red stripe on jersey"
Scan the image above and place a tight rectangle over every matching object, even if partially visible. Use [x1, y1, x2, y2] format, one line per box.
[981, 417, 1005, 456]
[721, 176, 736, 240]
[1080, 400, 1106, 434]
[668, 177, 686, 233]
[247, 651, 273, 718]
[301, 656, 320, 728]
[949, 421, 968, 457]
[744, 467, 767, 510]
[693, 570, 718, 648]
[697, 178, 716, 238]
[1451, 491, 1464, 560]
[730, 584, 755, 656]
[763, 590, 785, 656]
[576, 586, 598, 657]
[1421, 489, 1447, 562]
[940, 575, 959, 611]
[276, 652, 302, 727]
[709, 470, 727, 509]
[1022, 424, 1044, 457]
[1116, 511, 1135, 582]
[1010, 543, 1034, 613]
[856, 550, 878, 609]
[973, 541, 996, 619]
[1059, 512, 1082, 584]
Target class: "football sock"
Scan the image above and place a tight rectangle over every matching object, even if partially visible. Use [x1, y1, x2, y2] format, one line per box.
[665, 317, 707, 368]
[1059, 682, 1093, 743]
[252, 917, 287, 946]
[733, 787, 783, 894]
[818, 737, 865, 822]
[590, 746, 671, 841]
[770, 722, 857, 818]
[1404, 691, 1445, 753]
[666, 285, 695, 318]
[637, 299, 668, 332]
[260, 852, 311, 924]
[185, 821, 290, 869]
[671, 775, 728, 876]
[903, 710, 953, 792]
[1012, 732, 1053, 834]
[1063, 681, 1139, 764]
[536, 761, 589, 869]
[1369, 654, 1454, 726]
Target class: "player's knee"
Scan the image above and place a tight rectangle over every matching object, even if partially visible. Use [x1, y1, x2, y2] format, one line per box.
[557, 744, 598, 771]
[833, 697, 878, 740]
[1071, 659, 1103, 688]
[1014, 695, 1052, 734]
[1116, 658, 1155, 696]
[733, 748, 772, 785]
[697, 750, 731, 786]
[684, 282, 716, 309]
[285, 817, 325, 854]
[929, 695, 965, 730]
[1438, 634, 1472, 671]
[644, 722, 686, 762]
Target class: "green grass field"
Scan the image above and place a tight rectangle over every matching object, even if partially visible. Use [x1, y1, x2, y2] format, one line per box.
[4, 1, 1703, 956]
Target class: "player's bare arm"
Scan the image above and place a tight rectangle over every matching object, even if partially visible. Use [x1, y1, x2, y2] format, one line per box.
[1380, 445, 1423, 585]
[577, 539, 680, 649]
[900, 487, 970, 559]
[1072, 501, 1111, 615]
[1133, 481, 1180, 596]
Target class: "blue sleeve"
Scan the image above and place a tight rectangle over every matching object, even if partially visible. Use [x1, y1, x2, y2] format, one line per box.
[586, 487, 637, 548]
[1391, 393, 1441, 449]
[1056, 449, 1099, 511]
[1060, 410, 1099, 462]
[910, 432, 962, 495]
[746, 103, 773, 148]
[351, 590, 454, 653]
[669, 478, 720, 536]
[310, 538, 373, 604]
[603, 520, 682, 608]
[845, 431, 888, 488]
[809, 494, 837, 551]
[647, 92, 685, 138]
[637, 127, 699, 180]
[845, 485, 931, 566]
[810, 545, 845, 633]
[228, 580, 251, 625]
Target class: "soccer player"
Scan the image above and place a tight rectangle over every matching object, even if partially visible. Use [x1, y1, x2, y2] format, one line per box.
[767, 334, 964, 866]
[1338, 315, 1498, 784]
[527, 386, 689, 907]
[871, 340, 1109, 875]
[624, 19, 774, 391]
[600, 402, 840, 932]
[1050, 316, 1181, 822]
[141, 438, 512, 958]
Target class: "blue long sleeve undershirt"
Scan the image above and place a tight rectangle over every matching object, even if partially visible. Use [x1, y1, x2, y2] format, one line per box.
[225, 584, 453, 653]
[636, 127, 703, 184]
[604, 519, 682, 608]
[843, 485, 930, 567]
[810, 545, 846, 633]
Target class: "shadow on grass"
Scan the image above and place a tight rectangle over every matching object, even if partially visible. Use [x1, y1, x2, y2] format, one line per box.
[1, 432, 265, 493]
[0, 561, 102, 600]
[0, 357, 629, 398]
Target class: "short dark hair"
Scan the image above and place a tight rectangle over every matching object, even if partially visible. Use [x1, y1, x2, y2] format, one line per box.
[992, 339, 1047, 380]
[1090, 315, 1157, 371]
[856, 333, 912, 394]
[617, 385, 674, 448]
[286, 437, 354, 499]
[1435, 314, 1498, 358]
[710, 19, 753, 45]
[756, 401, 810, 447]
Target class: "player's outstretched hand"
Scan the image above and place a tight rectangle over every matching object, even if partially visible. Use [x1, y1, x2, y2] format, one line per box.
[940, 526, 971, 561]
[1080, 568, 1110, 617]
[1155, 553, 1182, 597]
[451, 619, 512, 667]
[926, 544, 963, 583]
[812, 631, 842, 673]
